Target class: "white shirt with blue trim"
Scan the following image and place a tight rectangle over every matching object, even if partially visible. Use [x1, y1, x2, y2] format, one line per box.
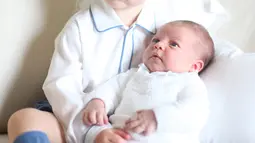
[42, 0, 225, 142]
[83, 64, 209, 143]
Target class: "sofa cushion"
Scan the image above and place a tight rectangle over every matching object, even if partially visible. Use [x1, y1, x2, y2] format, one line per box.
[0, 135, 8, 143]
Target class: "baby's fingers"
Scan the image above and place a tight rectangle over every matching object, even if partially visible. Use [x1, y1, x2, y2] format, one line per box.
[83, 113, 90, 126]
[125, 120, 142, 130]
[88, 111, 97, 125]
[96, 111, 105, 125]
[143, 125, 154, 136]
[132, 124, 146, 134]
[83, 112, 91, 125]
[104, 113, 109, 124]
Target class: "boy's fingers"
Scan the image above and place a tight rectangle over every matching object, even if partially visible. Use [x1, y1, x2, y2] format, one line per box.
[109, 133, 127, 143]
[89, 111, 97, 124]
[113, 129, 131, 140]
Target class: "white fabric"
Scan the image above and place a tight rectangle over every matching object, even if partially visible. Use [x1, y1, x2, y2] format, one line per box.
[212, 37, 243, 58]
[42, 0, 226, 142]
[83, 64, 209, 143]
[199, 53, 255, 143]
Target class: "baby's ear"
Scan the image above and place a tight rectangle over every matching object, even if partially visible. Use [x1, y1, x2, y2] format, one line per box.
[189, 60, 204, 73]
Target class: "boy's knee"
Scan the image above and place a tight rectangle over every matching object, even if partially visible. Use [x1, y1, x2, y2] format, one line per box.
[8, 108, 38, 124]
[8, 108, 47, 132]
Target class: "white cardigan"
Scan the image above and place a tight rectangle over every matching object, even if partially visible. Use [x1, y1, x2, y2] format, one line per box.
[83, 64, 209, 143]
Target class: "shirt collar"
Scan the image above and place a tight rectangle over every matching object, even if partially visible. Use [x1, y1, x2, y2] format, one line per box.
[138, 63, 172, 76]
[90, 0, 123, 32]
[135, 0, 156, 34]
[90, 0, 156, 33]
[138, 63, 196, 76]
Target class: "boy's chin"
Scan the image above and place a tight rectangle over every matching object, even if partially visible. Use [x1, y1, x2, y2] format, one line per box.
[105, 1, 129, 9]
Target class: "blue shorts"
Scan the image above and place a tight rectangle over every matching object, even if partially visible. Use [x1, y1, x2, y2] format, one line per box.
[34, 100, 53, 113]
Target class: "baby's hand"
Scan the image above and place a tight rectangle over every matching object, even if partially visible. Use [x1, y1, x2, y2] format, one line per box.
[124, 110, 157, 136]
[83, 99, 108, 126]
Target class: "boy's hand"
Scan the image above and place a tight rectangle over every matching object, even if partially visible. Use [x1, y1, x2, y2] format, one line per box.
[83, 99, 108, 126]
[124, 109, 157, 136]
[95, 128, 131, 143]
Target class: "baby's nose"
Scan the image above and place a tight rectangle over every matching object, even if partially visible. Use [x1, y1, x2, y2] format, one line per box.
[154, 43, 165, 50]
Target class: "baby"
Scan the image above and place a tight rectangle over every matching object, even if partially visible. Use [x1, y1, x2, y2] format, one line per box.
[83, 20, 214, 143]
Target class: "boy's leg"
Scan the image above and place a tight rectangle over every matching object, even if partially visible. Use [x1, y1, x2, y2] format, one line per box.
[8, 108, 65, 143]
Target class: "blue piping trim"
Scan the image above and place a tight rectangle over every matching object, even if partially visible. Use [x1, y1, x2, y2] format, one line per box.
[136, 24, 156, 35]
[89, 6, 155, 73]
[83, 125, 94, 143]
[118, 27, 133, 73]
[89, 6, 123, 32]
[128, 27, 135, 69]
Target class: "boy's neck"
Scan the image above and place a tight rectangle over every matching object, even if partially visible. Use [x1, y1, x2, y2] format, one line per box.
[114, 4, 144, 27]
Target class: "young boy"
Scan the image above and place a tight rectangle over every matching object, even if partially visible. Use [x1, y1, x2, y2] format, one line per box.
[82, 20, 214, 143]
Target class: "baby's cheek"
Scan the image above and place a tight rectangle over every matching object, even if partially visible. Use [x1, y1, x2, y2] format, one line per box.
[144, 35, 153, 47]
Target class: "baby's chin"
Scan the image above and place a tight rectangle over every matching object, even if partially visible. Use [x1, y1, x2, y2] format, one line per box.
[144, 62, 165, 73]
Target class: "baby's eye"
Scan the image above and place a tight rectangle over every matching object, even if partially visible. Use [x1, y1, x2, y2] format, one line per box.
[152, 38, 160, 43]
[169, 41, 179, 49]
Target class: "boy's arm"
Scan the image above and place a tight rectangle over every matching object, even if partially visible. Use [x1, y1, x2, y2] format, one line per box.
[153, 79, 209, 133]
[84, 124, 130, 143]
[42, 17, 86, 130]
[84, 124, 112, 143]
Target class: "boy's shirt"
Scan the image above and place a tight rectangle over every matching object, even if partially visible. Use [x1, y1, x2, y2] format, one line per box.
[83, 64, 209, 143]
[43, 0, 156, 142]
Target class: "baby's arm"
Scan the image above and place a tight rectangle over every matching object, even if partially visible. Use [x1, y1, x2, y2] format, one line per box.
[82, 73, 127, 126]
[125, 79, 209, 136]
[83, 98, 108, 126]
[83, 70, 135, 143]
[153, 79, 209, 133]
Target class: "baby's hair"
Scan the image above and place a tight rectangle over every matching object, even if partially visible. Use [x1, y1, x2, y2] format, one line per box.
[168, 20, 215, 71]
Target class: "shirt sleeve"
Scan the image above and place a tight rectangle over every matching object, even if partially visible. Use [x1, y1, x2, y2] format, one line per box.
[153, 78, 209, 133]
[42, 17, 86, 130]
[84, 124, 113, 143]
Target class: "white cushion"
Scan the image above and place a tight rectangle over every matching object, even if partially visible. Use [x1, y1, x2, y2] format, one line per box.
[213, 38, 243, 57]
[200, 52, 255, 143]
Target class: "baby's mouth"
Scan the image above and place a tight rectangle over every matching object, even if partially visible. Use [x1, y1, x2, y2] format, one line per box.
[151, 54, 162, 61]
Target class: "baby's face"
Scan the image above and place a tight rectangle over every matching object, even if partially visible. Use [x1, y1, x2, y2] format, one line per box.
[143, 24, 200, 73]
[105, 0, 146, 9]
